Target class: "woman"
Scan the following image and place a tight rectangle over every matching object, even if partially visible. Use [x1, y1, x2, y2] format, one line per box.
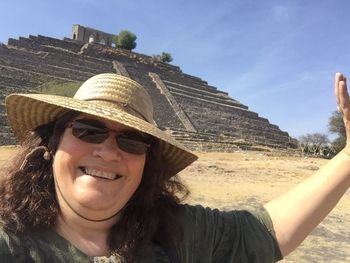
[0, 73, 348, 262]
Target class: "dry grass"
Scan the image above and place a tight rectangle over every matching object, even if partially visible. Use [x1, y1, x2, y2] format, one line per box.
[1, 146, 349, 262]
[179, 151, 350, 263]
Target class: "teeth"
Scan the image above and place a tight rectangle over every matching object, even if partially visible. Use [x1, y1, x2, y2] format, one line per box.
[84, 167, 118, 180]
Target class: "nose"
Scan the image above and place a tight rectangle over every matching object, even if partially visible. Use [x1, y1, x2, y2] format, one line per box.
[92, 133, 122, 162]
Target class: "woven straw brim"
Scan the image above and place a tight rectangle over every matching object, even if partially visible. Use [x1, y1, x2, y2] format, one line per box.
[5, 94, 198, 177]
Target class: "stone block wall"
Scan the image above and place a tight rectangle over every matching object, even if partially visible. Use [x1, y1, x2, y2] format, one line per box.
[72, 25, 115, 47]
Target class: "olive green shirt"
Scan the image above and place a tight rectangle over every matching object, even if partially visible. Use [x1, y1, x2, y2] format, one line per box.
[0, 205, 282, 262]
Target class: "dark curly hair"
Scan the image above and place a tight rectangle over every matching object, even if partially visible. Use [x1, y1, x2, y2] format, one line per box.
[0, 110, 189, 261]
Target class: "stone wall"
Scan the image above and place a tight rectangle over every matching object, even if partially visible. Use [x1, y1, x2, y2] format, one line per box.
[72, 25, 115, 46]
[0, 33, 297, 149]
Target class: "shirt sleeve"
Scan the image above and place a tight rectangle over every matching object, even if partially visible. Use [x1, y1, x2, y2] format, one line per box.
[177, 205, 283, 263]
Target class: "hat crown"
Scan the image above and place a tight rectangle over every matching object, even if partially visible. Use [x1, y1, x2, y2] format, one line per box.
[74, 73, 154, 123]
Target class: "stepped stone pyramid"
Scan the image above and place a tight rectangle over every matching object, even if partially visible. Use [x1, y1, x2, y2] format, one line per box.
[0, 32, 297, 150]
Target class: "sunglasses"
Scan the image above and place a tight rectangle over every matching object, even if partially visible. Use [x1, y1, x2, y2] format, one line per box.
[67, 118, 150, 155]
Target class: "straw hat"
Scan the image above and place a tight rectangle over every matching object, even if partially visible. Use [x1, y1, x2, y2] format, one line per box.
[5, 73, 198, 176]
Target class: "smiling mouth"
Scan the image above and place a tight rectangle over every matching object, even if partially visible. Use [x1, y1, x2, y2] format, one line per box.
[79, 167, 122, 181]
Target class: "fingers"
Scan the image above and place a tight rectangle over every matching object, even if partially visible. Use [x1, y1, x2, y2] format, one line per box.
[334, 73, 350, 154]
[335, 72, 349, 115]
[335, 73, 341, 105]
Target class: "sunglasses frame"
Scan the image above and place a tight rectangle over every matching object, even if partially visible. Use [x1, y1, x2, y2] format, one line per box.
[67, 118, 151, 155]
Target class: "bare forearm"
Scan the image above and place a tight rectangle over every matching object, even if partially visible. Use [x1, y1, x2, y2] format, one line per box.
[264, 150, 350, 256]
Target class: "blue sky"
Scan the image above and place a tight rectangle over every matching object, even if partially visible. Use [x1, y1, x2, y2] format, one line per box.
[1, 0, 350, 140]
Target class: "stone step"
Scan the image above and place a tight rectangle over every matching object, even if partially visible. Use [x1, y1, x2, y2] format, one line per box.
[180, 141, 242, 152]
[178, 97, 259, 120]
[193, 119, 289, 139]
[177, 96, 283, 131]
[151, 60, 182, 74]
[45, 52, 113, 73]
[171, 129, 290, 146]
[170, 90, 247, 110]
[8, 37, 83, 59]
[162, 77, 217, 94]
[79, 43, 183, 74]
[29, 35, 83, 52]
[164, 79, 232, 99]
[2, 46, 113, 74]
[160, 71, 209, 85]
[164, 82, 244, 109]
[0, 66, 72, 89]
[0, 56, 95, 82]
[183, 112, 288, 137]
[174, 134, 290, 149]
[168, 129, 290, 150]
[0, 69, 41, 89]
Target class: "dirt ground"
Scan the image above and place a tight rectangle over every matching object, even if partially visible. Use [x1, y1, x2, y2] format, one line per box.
[1, 146, 349, 262]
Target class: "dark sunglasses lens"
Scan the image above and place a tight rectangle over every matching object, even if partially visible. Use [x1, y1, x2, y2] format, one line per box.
[117, 134, 149, 154]
[71, 119, 109, 144]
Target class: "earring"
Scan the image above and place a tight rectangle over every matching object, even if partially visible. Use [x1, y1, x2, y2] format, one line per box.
[43, 150, 51, 161]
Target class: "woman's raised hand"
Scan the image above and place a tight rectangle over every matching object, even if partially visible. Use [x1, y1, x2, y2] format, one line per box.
[334, 73, 350, 152]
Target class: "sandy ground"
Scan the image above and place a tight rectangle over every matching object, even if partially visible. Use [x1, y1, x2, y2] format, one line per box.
[1, 146, 349, 262]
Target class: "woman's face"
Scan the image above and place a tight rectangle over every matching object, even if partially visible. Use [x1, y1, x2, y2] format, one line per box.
[52, 115, 147, 221]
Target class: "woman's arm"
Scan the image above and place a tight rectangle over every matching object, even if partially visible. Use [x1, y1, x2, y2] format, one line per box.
[264, 73, 350, 257]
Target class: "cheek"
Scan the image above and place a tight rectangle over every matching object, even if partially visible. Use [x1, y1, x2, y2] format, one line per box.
[52, 131, 86, 174]
[52, 150, 75, 182]
[137, 155, 147, 175]
[128, 155, 146, 182]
